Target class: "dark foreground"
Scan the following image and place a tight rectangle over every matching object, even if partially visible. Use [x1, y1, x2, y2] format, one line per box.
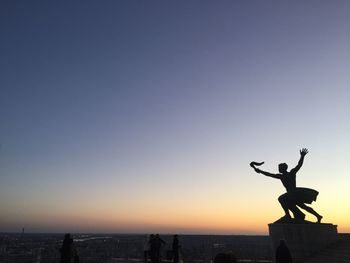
[0, 233, 272, 263]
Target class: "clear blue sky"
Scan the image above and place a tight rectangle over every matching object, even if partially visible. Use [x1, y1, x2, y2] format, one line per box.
[1, 1, 350, 233]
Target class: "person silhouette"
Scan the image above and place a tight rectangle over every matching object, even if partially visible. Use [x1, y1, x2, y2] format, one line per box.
[172, 235, 180, 263]
[144, 235, 152, 262]
[275, 240, 292, 263]
[154, 234, 165, 263]
[251, 148, 322, 223]
[60, 233, 79, 263]
[149, 234, 156, 263]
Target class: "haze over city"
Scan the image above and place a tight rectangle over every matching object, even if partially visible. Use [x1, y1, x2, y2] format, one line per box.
[1, 1, 349, 234]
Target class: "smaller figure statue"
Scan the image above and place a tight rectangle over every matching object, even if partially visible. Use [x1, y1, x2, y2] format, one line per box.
[250, 148, 322, 223]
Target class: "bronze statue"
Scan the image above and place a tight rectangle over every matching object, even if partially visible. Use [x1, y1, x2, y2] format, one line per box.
[251, 148, 322, 223]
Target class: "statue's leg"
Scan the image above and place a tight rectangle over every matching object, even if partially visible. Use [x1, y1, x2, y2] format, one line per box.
[278, 195, 291, 218]
[297, 203, 323, 223]
[289, 205, 305, 220]
[279, 194, 305, 220]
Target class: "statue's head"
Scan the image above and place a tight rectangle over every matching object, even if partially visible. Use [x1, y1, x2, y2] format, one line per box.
[278, 163, 288, 173]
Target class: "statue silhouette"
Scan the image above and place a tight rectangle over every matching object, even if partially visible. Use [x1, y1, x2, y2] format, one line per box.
[251, 148, 322, 223]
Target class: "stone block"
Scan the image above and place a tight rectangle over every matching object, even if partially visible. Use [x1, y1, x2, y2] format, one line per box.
[268, 222, 338, 263]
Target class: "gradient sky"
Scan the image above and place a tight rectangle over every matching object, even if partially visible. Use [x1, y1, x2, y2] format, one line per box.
[1, 1, 350, 234]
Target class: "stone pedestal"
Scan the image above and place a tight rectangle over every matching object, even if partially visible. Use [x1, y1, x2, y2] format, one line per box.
[268, 222, 338, 263]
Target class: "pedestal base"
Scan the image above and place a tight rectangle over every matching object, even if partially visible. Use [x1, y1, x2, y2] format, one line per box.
[268, 222, 338, 263]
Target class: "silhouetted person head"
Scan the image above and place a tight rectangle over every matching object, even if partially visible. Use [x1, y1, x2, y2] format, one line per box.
[214, 252, 237, 263]
[62, 233, 73, 249]
[172, 235, 179, 249]
[278, 163, 288, 173]
[276, 240, 292, 263]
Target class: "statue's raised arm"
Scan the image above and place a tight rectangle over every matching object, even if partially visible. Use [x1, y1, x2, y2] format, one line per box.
[291, 148, 308, 173]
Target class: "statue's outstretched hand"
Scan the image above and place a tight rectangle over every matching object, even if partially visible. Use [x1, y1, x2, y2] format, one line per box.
[300, 148, 309, 156]
[250, 161, 264, 174]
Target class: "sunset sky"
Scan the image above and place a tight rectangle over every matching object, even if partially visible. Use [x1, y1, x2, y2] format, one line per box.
[1, 1, 350, 234]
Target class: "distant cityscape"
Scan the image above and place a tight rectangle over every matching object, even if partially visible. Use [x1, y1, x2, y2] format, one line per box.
[0, 233, 272, 263]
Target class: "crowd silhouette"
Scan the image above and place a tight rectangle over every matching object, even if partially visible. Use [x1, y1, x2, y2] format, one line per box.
[144, 234, 180, 263]
[60, 233, 244, 263]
